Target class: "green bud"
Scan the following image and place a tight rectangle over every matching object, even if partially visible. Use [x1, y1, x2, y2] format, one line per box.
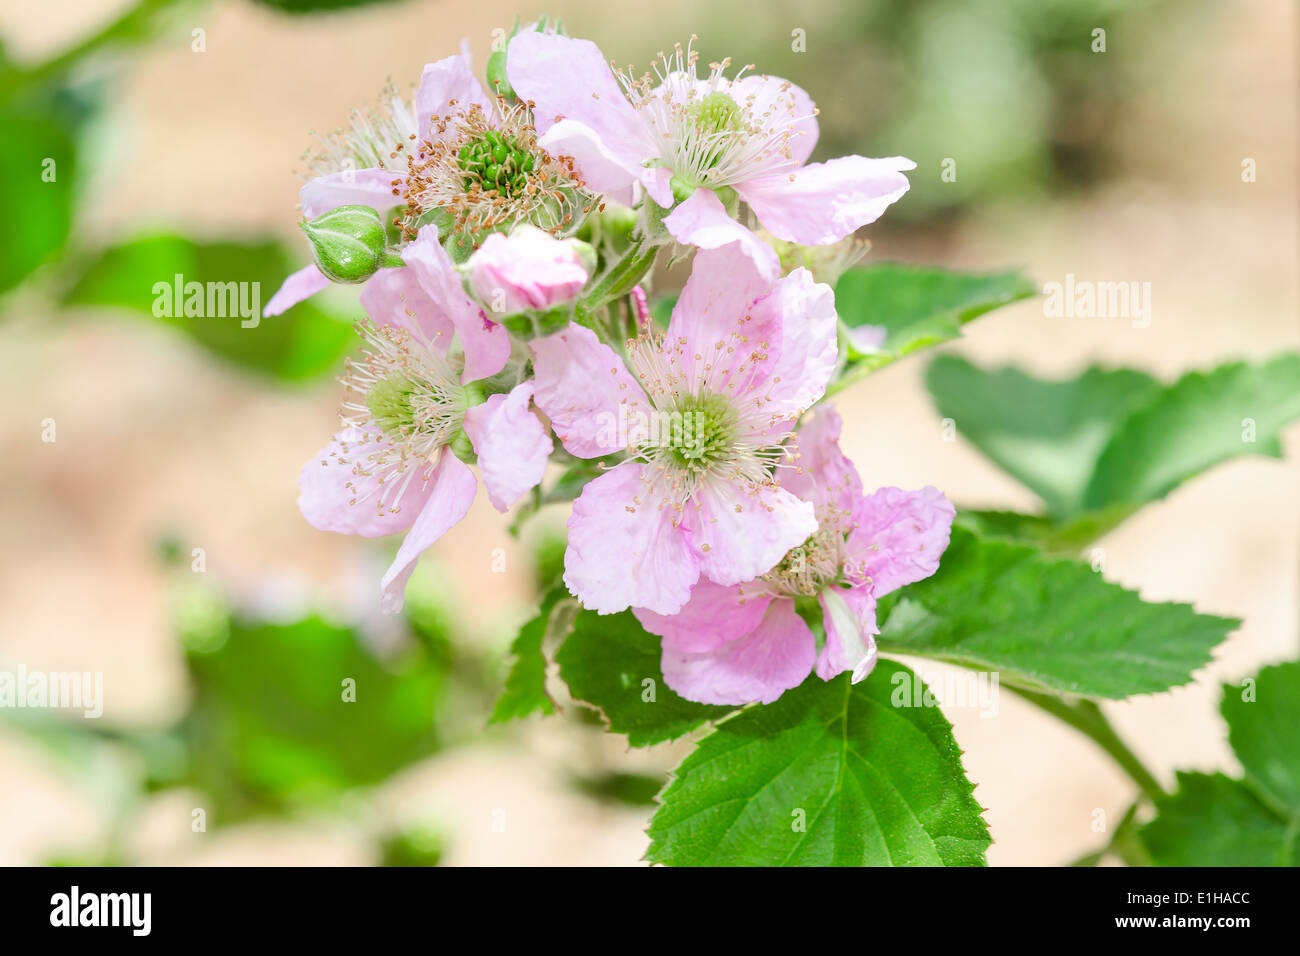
[301, 205, 387, 284]
[501, 303, 575, 341]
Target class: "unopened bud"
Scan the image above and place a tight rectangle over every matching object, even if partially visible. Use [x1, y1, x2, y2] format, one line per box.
[301, 205, 389, 283]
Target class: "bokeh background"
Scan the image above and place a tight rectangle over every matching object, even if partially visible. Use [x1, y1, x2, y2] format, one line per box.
[0, 0, 1295, 865]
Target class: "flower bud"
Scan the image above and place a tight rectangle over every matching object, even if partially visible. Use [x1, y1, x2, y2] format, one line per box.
[466, 224, 592, 314]
[301, 205, 389, 284]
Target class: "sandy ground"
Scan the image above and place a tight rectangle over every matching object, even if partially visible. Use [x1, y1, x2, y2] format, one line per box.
[0, 0, 1296, 865]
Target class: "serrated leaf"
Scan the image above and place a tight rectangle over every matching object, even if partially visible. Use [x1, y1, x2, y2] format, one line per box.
[63, 235, 355, 381]
[1222, 660, 1300, 813]
[646, 665, 989, 866]
[1082, 353, 1300, 510]
[1140, 772, 1296, 866]
[555, 609, 730, 746]
[926, 356, 1162, 517]
[489, 584, 574, 724]
[833, 264, 1035, 378]
[876, 528, 1238, 698]
[954, 506, 1135, 556]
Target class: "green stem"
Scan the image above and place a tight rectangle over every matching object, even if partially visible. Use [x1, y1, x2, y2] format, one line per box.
[1010, 686, 1166, 803]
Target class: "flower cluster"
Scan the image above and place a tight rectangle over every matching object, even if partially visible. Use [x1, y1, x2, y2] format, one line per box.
[273, 24, 954, 706]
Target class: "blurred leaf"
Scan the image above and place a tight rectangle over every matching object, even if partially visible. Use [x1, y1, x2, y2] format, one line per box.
[249, 0, 405, 13]
[556, 609, 729, 747]
[953, 505, 1134, 557]
[177, 615, 443, 821]
[1222, 660, 1300, 814]
[876, 528, 1238, 698]
[0, 108, 77, 295]
[379, 824, 445, 867]
[832, 263, 1035, 383]
[1140, 772, 1294, 866]
[927, 356, 1161, 517]
[489, 584, 573, 725]
[570, 771, 663, 808]
[63, 235, 356, 381]
[646, 666, 989, 866]
[1083, 353, 1300, 511]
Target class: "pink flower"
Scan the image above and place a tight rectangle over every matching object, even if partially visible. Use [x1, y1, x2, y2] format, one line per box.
[634, 407, 955, 705]
[507, 34, 915, 267]
[466, 225, 592, 314]
[530, 244, 839, 616]
[299, 246, 551, 613]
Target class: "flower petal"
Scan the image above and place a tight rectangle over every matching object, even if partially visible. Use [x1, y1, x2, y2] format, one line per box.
[379, 452, 478, 613]
[462, 381, 552, 512]
[300, 167, 401, 220]
[685, 478, 817, 586]
[736, 155, 915, 246]
[849, 486, 956, 596]
[729, 72, 820, 168]
[747, 267, 839, 419]
[783, 405, 863, 518]
[264, 264, 329, 317]
[662, 189, 780, 283]
[634, 578, 772, 654]
[298, 427, 437, 538]
[564, 461, 699, 615]
[530, 323, 651, 458]
[536, 119, 640, 206]
[416, 52, 494, 146]
[662, 598, 815, 705]
[401, 227, 510, 383]
[816, 586, 879, 682]
[359, 265, 456, 345]
[507, 32, 653, 175]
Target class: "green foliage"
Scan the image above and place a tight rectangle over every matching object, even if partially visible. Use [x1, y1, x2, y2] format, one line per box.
[0, 108, 77, 295]
[555, 609, 730, 747]
[833, 263, 1036, 381]
[63, 235, 356, 380]
[927, 353, 1300, 548]
[876, 528, 1237, 698]
[646, 665, 989, 866]
[489, 584, 573, 724]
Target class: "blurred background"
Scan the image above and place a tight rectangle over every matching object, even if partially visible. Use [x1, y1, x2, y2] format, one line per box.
[0, 0, 1295, 865]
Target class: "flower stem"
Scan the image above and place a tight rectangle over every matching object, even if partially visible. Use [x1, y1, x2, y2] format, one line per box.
[1009, 686, 1166, 803]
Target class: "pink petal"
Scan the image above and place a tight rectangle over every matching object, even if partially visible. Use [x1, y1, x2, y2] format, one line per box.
[564, 461, 699, 615]
[462, 381, 552, 512]
[747, 267, 839, 420]
[662, 189, 780, 283]
[379, 452, 478, 613]
[416, 53, 494, 146]
[849, 486, 956, 596]
[507, 32, 653, 177]
[662, 598, 816, 705]
[536, 119, 640, 206]
[729, 72, 820, 168]
[264, 264, 329, 317]
[300, 167, 401, 220]
[298, 428, 436, 538]
[736, 155, 916, 245]
[401, 228, 510, 383]
[816, 586, 879, 682]
[684, 478, 817, 586]
[783, 406, 864, 518]
[530, 323, 651, 458]
[634, 578, 772, 654]
[359, 265, 456, 346]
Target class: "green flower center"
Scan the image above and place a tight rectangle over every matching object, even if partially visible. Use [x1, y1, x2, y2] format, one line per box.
[366, 373, 418, 437]
[694, 92, 742, 136]
[458, 129, 535, 196]
[663, 392, 738, 472]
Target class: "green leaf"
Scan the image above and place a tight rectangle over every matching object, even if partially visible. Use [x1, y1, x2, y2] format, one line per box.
[249, 0, 403, 13]
[1140, 772, 1296, 866]
[876, 528, 1238, 698]
[833, 263, 1035, 380]
[953, 506, 1135, 557]
[178, 614, 444, 821]
[0, 108, 76, 295]
[555, 609, 730, 747]
[489, 584, 574, 724]
[63, 235, 356, 381]
[1222, 660, 1300, 813]
[646, 665, 989, 866]
[926, 356, 1161, 517]
[1083, 353, 1300, 510]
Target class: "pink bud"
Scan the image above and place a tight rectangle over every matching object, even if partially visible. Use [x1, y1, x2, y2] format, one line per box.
[467, 225, 592, 314]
